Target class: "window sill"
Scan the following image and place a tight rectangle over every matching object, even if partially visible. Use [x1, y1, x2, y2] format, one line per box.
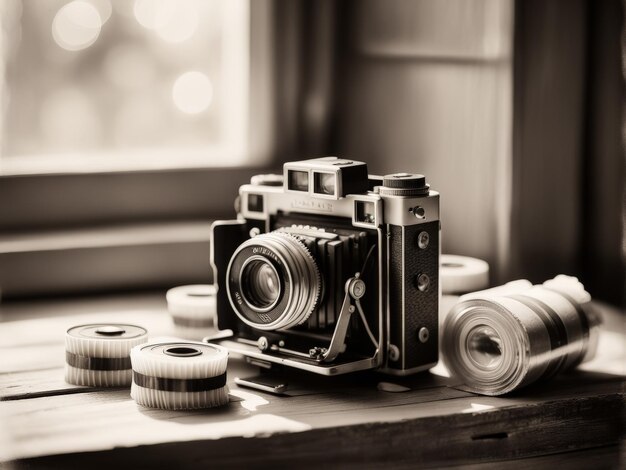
[0, 221, 217, 299]
[0, 148, 259, 177]
[0, 166, 268, 231]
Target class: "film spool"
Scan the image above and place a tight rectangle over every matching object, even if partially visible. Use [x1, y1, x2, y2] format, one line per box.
[166, 285, 217, 340]
[65, 324, 148, 387]
[130, 341, 229, 410]
[442, 275, 601, 395]
[441, 255, 490, 295]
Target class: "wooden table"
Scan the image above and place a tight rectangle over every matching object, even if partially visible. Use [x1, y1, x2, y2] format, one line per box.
[1, 293, 624, 468]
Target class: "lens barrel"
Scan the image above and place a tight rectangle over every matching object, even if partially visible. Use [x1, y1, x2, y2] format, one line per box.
[226, 232, 321, 331]
[442, 275, 600, 395]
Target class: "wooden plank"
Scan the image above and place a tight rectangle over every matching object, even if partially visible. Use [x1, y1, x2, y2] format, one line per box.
[4, 391, 623, 467]
[15, 444, 626, 470]
[1, 359, 623, 462]
[0, 368, 89, 401]
[0, 389, 310, 462]
[461, 445, 624, 470]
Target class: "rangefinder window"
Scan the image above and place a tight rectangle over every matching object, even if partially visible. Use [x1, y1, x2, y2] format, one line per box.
[355, 200, 376, 225]
[313, 172, 336, 196]
[288, 170, 309, 192]
[247, 194, 264, 212]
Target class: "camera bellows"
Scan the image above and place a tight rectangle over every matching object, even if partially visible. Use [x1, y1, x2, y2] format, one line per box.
[442, 275, 601, 396]
[65, 324, 148, 387]
[130, 342, 229, 410]
[166, 285, 217, 340]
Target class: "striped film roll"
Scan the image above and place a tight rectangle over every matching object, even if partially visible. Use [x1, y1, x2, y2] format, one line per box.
[130, 341, 229, 410]
[166, 285, 218, 340]
[442, 275, 601, 395]
[65, 324, 148, 387]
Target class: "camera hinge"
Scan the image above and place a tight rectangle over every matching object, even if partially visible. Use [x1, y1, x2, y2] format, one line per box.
[311, 275, 367, 363]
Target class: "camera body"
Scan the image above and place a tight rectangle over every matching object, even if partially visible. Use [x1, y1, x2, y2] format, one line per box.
[210, 157, 439, 376]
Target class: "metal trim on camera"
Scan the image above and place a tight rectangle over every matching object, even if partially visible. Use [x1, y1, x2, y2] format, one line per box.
[352, 196, 383, 228]
[226, 232, 321, 331]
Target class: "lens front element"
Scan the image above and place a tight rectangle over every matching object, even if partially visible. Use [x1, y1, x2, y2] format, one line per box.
[466, 325, 503, 368]
[241, 258, 281, 310]
[227, 232, 321, 330]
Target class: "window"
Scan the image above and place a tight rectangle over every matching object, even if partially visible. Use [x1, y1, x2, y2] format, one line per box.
[0, 0, 255, 175]
[0, 0, 278, 298]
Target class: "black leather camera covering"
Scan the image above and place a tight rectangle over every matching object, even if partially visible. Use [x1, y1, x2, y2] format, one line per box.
[387, 221, 439, 371]
[212, 220, 250, 332]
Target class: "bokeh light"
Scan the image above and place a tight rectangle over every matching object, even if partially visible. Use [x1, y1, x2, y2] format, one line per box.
[52, 1, 102, 51]
[155, 2, 198, 43]
[133, 0, 171, 30]
[134, 0, 199, 43]
[86, 0, 112, 24]
[172, 71, 213, 114]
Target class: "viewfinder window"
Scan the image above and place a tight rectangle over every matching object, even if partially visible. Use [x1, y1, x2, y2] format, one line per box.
[314, 172, 336, 196]
[355, 200, 376, 225]
[288, 170, 309, 192]
[247, 194, 264, 212]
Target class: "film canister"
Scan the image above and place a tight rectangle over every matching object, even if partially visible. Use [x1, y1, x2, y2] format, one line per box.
[130, 341, 229, 410]
[65, 323, 148, 387]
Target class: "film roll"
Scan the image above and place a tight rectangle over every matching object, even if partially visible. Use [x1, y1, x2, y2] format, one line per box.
[130, 341, 229, 410]
[65, 324, 148, 387]
[441, 255, 490, 295]
[442, 275, 601, 395]
[166, 285, 218, 340]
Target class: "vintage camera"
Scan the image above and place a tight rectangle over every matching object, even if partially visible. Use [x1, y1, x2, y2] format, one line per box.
[209, 157, 439, 377]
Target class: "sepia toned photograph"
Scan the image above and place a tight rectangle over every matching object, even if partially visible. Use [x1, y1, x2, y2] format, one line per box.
[0, 0, 624, 468]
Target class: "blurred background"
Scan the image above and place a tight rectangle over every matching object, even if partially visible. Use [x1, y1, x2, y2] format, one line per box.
[0, 0, 623, 307]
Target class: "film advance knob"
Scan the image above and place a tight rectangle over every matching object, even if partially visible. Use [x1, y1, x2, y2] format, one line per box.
[379, 173, 429, 196]
[95, 325, 126, 336]
[250, 174, 284, 186]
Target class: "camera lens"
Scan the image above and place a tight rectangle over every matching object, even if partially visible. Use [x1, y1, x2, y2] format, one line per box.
[466, 325, 502, 368]
[227, 232, 321, 330]
[241, 258, 280, 310]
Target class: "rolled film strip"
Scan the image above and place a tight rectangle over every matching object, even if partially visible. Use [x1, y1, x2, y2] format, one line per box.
[442, 275, 601, 395]
[166, 285, 218, 340]
[130, 341, 229, 410]
[65, 324, 148, 387]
